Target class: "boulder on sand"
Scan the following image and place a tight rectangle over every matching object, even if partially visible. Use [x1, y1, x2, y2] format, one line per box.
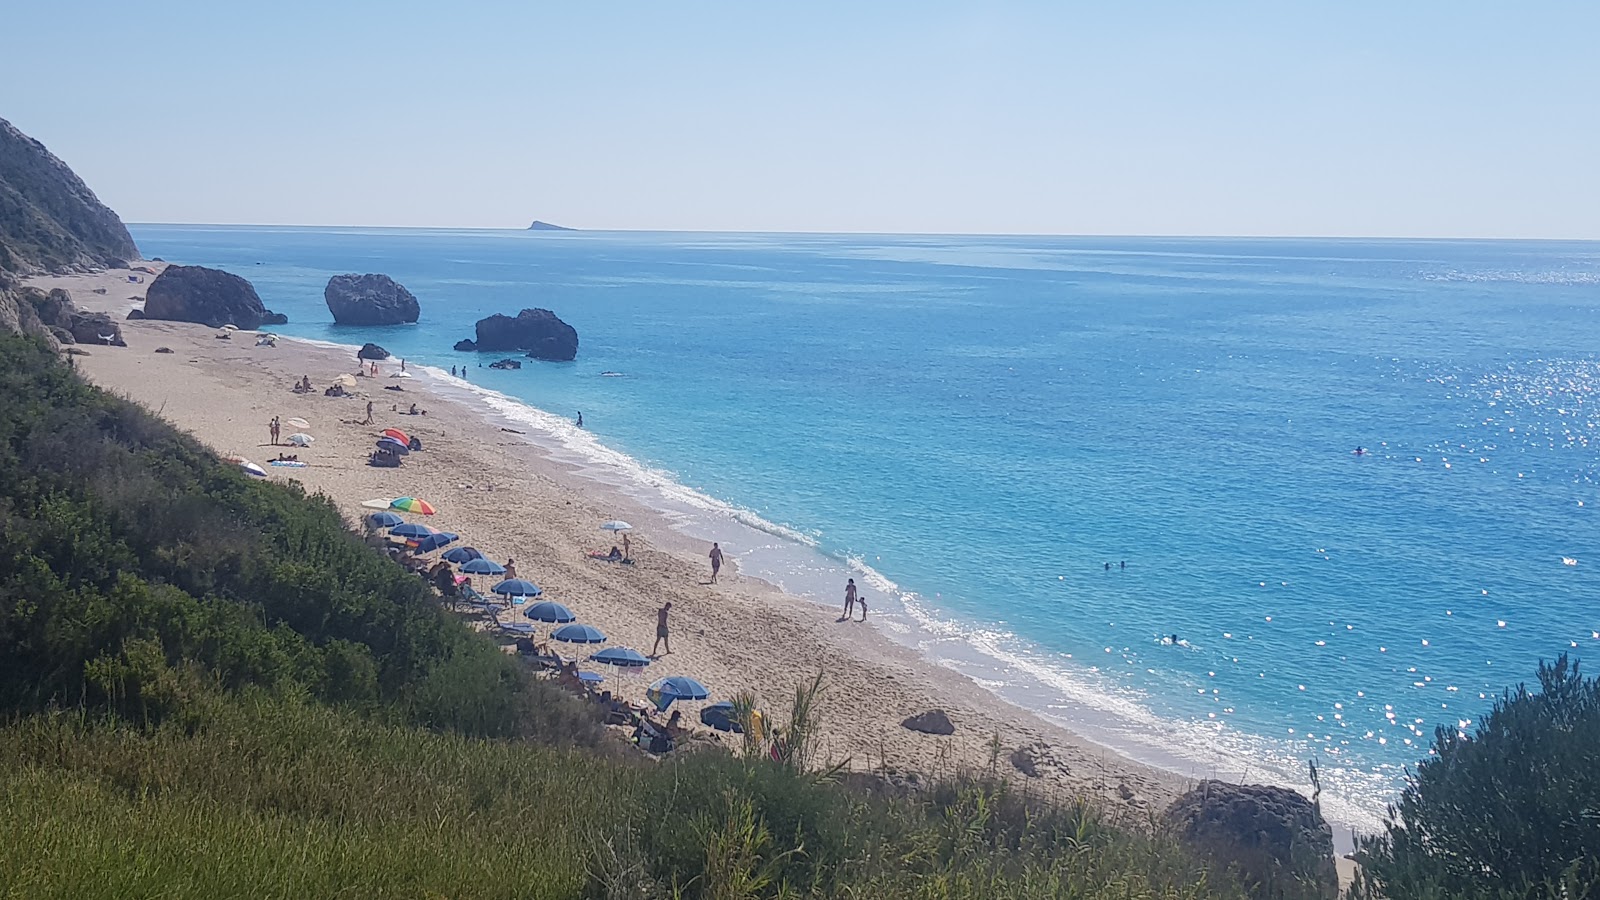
[357, 342, 391, 361]
[901, 710, 955, 736]
[324, 273, 420, 325]
[1163, 781, 1337, 900]
[460, 308, 577, 361]
[143, 265, 285, 330]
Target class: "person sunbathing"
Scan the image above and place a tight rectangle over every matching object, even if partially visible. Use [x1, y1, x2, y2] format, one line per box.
[586, 546, 625, 562]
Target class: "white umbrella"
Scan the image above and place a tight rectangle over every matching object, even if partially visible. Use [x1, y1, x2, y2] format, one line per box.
[286, 417, 309, 429]
[220, 324, 238, 332]
[390, 372, 412, 379]
[286, 432, 314, 446]
[240, 461, 267, 478]
[361, 498, 396, 510]
[334, 374, 358, 388]
[600, 520, 633, 533]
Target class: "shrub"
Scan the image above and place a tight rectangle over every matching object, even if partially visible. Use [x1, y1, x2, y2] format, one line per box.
[1352, 655, 1600, 899]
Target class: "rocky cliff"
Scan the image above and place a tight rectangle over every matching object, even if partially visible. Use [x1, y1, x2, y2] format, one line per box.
[0, 275, 123, 350]
[144, 265, 286, 330]
[325, 273, 420, 325]
[0, 117, 138, 274]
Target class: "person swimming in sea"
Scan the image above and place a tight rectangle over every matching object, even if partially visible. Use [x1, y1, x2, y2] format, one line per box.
[1353, 447, 1367, 456]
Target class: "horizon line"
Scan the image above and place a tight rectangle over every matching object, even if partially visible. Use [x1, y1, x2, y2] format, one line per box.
[122, 222, 1600, 244]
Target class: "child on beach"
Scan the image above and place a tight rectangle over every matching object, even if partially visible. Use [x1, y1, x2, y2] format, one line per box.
[857, 597, 868, 622]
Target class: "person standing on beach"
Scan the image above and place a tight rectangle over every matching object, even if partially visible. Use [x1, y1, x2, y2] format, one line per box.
[857, 596, 868, 623]
[622, 531, 631, 562]
[651, 602, 672, 657]
[269, 416, 280, 445]
[843, 578, 857, 619]
[708, 543, 723, 583]
[504, 558, 517, 579]
[362, 401, 374, 425]
[400, 358, 406, 372]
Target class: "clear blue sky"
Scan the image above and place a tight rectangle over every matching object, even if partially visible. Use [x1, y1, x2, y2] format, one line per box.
[3, 1, 1596, 237]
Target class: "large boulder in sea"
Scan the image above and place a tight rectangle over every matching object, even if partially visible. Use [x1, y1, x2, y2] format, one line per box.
[357, 342, 390, 361]
[463, 308, 578, 361]
[1163, 781, 1337, 900]
[143, 265, 285, 330]
[324, 273, 420, 325]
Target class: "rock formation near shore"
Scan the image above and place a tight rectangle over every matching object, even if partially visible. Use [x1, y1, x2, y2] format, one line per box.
[143, 265, 286, 330]
[357, 342, 391, 360]
[457, 308, 578, 361]
[0, 116, 138, 274]
[1164, 781, 1337, 900]
[324, 273, 420, 325]
[0, 280, 124, 348]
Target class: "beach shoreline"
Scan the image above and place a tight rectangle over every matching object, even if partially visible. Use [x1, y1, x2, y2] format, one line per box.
[36, 265, 1199, 821]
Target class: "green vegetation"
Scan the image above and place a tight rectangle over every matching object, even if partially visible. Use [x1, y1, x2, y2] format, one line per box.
[1351, 655, 1600, 900]
[0, 332, 1249, 898]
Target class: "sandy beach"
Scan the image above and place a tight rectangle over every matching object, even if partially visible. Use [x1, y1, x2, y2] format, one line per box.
[33, 264, 1190, 817]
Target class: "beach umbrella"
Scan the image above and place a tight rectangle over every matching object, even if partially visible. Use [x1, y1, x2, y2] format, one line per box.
[461, 558, 507, 576]
[411, 532, 460, 554]
[364, 511, 403, 529]
[376, 437, 409, 455]
[550, 623, 606, 644]
[381, 428, 411, 444]
[491, 578, 543, 599]
[390, 522, 438, 539]
[361, 497, 396, 510]
[334, 374, 358, 388]
[578, 671, 604, 687]
[441, 546, 484, 564]
[390, 371, 412, 379]
[286, 417, 309, 429]
[699, 701, 743, 733]
[240, 461, 267, 478]
[647, 676, 710, 709]
[390, 497, 434, 514]
[220, 324, 238, 332]
[522, 600, 575, 623]
[286, 432, 314, 446]
[591, 647, 650, 668]
[600, 520, 633, 533]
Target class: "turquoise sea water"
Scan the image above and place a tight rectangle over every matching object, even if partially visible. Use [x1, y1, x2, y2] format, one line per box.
[131, 225, 1600, 829]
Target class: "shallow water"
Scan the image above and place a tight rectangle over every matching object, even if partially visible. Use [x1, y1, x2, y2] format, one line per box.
[133, 226, 1600, 830]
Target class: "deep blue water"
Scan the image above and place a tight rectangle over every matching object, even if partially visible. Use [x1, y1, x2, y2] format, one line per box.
[131, 225, 1600, 828]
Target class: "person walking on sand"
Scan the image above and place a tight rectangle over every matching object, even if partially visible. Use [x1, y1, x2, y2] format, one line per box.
[843, 578, 857, 619]
[651, 602, 672, 657]
[362, 400, 374, 425]
[622, 531, 631, 562]
[269, 416, 280, 445]
[400, 358, 406, 372]
[708, 543, 723, 583]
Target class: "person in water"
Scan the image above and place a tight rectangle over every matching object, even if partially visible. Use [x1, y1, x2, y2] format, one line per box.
[576, 411, 584, 428]
[1353, 447, 1367, 455]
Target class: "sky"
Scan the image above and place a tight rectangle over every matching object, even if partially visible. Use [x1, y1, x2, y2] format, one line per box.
[3, 1, 1597, 238]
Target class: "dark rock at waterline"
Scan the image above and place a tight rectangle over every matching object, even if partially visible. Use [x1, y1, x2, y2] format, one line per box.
[261, 311, 288, 326]
[901, 710, 955, 736]
[453, 339, 477, 352]
[488, 358, 522, 370]
[324, 273, 420, 325]
[143, 265, 284, 330]
[357, 342, 391, 361]
[126, 309, 144, 320]
[463, 308, 578, 361]
[1164, 781, 1337, 900]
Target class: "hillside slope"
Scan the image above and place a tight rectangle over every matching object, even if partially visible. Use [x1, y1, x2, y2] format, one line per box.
[0, 116, 137, 274]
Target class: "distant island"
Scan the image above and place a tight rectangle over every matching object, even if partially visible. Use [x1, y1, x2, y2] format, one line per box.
[526, 220, 575, 231]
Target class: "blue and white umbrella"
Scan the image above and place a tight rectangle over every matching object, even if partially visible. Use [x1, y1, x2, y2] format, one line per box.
[460, 558, 506, 576]
[390, 522, 437, 539]
[491, 578, 543, 599]
[600, 520, 633, 533]
[442, 546, 484, 564]
[648, 676, 710, 703]
[550, 623, 606, 644]
[522, 600, 576, 623]
[365, 511, 403, 528]
[591, 647, 650, 668]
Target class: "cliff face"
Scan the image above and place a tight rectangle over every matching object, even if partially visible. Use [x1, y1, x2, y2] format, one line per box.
[0, 116, 138, 274]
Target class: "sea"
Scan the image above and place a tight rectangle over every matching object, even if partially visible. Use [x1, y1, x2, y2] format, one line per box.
[130, 225, 1600, 833]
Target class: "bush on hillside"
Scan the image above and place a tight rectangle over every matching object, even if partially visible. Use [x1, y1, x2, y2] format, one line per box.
[1352, 655, 1600, 899]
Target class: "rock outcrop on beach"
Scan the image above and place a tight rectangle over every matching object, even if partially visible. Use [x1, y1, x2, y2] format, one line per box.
[0, 281, 124, 348]
[460, 308, 578, 361]
[324, 273, 420, 325]
[1163, 781, 1337, 900]
[143, 265, 286, 330]
[357, 342, 391, 360]
[901, 710, 956, 735]
[488, 358, 522, 370]
[0, 116, 139, 274]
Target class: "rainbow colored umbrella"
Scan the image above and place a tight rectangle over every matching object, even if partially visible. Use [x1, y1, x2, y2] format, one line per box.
[390, 497, 435, 515]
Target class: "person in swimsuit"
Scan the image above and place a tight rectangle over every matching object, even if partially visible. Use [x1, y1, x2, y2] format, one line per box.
[504, 558, 517, 580]
[269, 416, 280, 445]
[651, 602, 672, 657]
[622, 532, 631, 562]
[843, 578, 857, 619]
[709, 543, 723, 583]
